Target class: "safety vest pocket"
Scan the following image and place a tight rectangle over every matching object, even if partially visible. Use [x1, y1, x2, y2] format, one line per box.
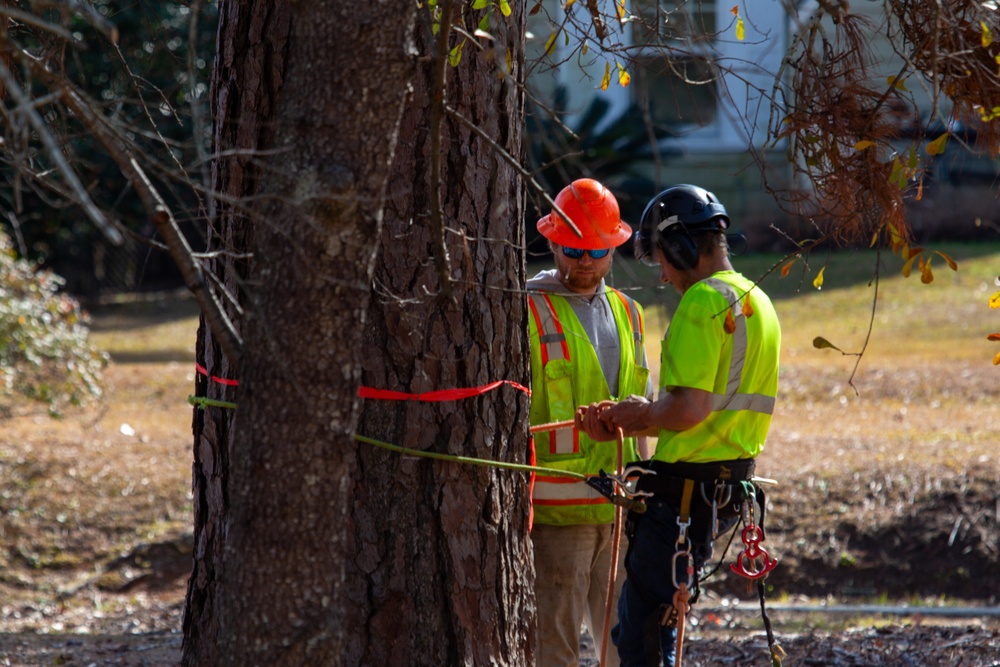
[631, 365, 650, 398]
[543, 359, 575, 421]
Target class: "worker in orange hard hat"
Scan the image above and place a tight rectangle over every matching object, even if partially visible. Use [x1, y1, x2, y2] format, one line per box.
[536, 177, 633, 250]
[527, 178, 653, 667]
[534, 178, 633, 294]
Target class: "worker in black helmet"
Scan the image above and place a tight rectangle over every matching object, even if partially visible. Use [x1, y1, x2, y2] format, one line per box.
[576, 184, 782, 667]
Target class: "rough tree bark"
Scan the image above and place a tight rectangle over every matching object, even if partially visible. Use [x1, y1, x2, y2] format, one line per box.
[183, 1, 532, 666]
[181, 1, 287, 662]
[349, 3, 534, 665]
[183, 1, 419, 664]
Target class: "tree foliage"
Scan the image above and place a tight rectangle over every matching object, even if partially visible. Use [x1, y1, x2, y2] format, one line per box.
[764, 1, 1000, 247]
[524, 0, 999, 250]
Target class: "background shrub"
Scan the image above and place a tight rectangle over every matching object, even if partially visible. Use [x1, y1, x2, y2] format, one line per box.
[0, 230, 107, 414]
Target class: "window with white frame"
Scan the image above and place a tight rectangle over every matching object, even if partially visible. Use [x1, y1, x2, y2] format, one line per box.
[630, 0, 719, 130]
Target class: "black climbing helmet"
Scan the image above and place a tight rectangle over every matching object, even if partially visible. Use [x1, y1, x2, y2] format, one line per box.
[634, 184, 730, 269]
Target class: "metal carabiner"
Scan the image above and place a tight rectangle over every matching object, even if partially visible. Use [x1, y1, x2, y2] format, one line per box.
[700, 481, 734, 540]
[699, 480, 733, 509]
[672, 546, 694, 589]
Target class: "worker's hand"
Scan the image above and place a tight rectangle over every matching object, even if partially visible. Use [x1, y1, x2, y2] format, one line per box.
[575, 400, 619, 442]
[602, 394, 653, 435]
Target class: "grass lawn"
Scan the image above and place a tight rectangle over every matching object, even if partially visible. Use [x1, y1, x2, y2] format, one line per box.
[0, 242, 997, 666]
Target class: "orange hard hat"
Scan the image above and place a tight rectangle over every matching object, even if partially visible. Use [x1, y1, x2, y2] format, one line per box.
[536, 179, 632, 250]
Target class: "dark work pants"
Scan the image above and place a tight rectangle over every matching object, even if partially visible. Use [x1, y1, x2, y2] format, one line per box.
[612, 499, 734, 667]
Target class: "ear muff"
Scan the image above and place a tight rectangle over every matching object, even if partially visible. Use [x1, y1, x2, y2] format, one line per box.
[660, 224, 699, 270]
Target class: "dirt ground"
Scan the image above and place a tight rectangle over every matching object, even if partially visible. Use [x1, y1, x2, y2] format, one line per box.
[2, 295, 1000, 666]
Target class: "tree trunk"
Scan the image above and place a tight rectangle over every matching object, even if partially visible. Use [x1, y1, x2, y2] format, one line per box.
[349, 4, 534, 666]
[182, 0, 286, 663]
[183, 0, 419, 664]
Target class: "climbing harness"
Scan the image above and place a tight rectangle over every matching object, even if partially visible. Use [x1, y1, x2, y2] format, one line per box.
[617, 459, 784, 667]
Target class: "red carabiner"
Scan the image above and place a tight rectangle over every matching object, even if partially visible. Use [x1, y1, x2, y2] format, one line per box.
[728, 524, 777, 580]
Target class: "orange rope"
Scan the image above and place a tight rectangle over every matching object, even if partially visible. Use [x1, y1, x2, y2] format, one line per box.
[599, 427, 625, 667]
[673, 584, 691, 667]
[528, 419, 575, 434]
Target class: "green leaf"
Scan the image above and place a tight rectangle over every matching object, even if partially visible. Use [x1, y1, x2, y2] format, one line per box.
[472, 0, 489, 8]
[813, 337, 844, 353]
[897, 169, 908, 189]
[449, 40, 465, 67]
[889, 157, 902, 181]
[499, 0, 511, 17]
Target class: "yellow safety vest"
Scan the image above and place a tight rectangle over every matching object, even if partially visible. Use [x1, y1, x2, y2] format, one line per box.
[528, 287, 650, 525]
[654, 274, 780, 463]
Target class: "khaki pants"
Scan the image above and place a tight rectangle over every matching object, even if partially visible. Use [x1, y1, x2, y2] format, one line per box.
[533, 522, 626, 667]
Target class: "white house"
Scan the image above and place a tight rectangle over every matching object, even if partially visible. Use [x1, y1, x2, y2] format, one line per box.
[523, 1, 993, 235]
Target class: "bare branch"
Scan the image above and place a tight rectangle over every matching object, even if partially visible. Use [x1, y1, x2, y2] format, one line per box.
[20, 56, 244, 362]
[444, 103, 583, 239]
[63, 0, 120, 43]
[0, 56, 123, 245]
[0, 6, 76, 43]
[584, 0, 608, 42]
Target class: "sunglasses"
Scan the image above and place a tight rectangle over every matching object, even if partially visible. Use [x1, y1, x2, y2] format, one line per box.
[562, 247, 610, 260]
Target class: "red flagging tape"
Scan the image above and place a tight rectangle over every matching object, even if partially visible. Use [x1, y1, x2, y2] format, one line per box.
[195, 363, 240, 386]
[357, 380, 531, 401]
[196, 365, 530, 400]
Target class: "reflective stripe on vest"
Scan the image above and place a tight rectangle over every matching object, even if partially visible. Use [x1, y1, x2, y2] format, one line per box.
[527, 293, 569, 366]
[610, 288, 644, 362]
[532, 475, 606, 505]
[539, 423, 580, 455]
[703, 278, 775, 416]
[528, 293, 577, 455]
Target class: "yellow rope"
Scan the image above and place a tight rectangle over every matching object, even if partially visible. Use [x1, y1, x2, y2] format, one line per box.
[188, 395, 586, 481]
